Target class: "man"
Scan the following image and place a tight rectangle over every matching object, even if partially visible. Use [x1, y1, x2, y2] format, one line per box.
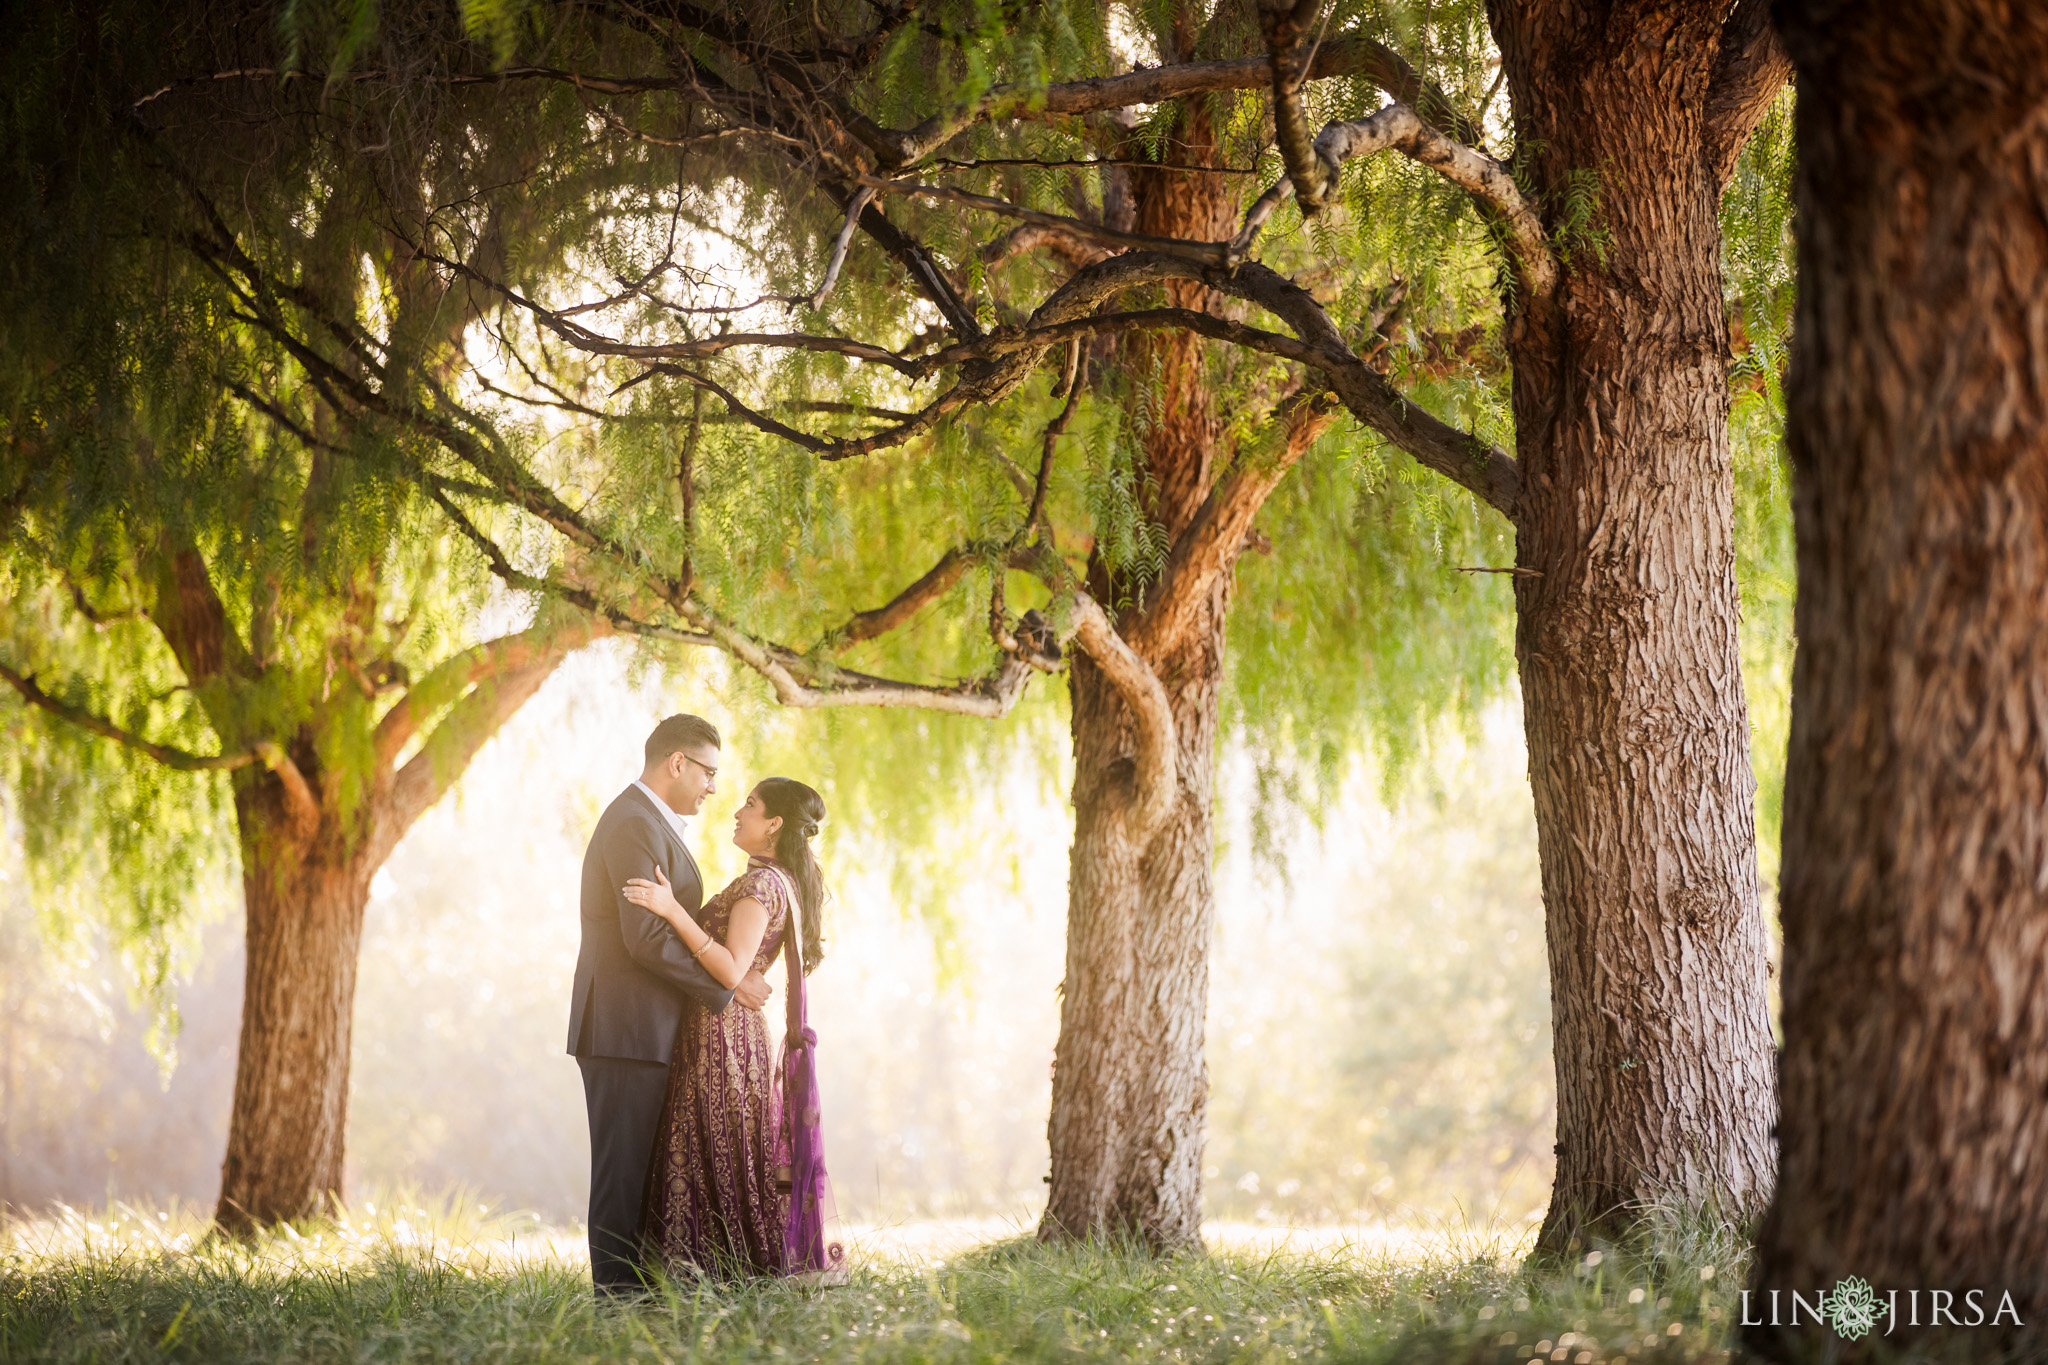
[567, 712, 772, 1296]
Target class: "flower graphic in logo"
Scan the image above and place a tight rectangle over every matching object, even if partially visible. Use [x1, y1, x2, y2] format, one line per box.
[1825, 1276, 1881, 1341]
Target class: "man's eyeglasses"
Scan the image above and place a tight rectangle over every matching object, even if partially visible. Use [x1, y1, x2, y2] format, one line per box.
[681, 754, 718, 780]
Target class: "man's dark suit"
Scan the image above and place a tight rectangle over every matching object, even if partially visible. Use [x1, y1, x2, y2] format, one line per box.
[568, 784, 733, 1295]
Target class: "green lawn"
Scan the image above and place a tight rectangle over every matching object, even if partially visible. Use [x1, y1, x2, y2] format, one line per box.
[0, 1198, 1742, 1363]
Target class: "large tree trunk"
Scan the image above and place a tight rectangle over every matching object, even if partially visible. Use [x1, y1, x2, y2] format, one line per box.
[1494, 4, 1778, 1253]
[1752, 5, 2048, 1352]
[1043, 623, 1222, 1248]
[1039, 55, 1241, 1246]
[214, 781, 373, 1232]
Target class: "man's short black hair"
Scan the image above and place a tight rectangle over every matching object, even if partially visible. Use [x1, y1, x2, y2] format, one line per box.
[645, 714, 721, 768]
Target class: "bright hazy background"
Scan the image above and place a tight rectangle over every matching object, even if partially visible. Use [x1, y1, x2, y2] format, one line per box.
[0, 643, 1553, 1232]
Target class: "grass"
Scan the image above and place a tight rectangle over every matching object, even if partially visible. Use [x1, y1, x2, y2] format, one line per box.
[0, 1195, 1744, 1364]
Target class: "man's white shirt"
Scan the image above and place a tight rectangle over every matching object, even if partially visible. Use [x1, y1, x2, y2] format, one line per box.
[631, 780, 690, 843]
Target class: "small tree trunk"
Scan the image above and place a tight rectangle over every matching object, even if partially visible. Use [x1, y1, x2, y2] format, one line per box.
[1042, 621, 1221, 1250]
[214, 783, 371, 1232]
[1753, 6, 2048, 1350]
[1499, 14, 1779, 1253]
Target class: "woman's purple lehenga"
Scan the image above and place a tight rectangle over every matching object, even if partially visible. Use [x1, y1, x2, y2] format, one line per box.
[641, 858, 844, 1284]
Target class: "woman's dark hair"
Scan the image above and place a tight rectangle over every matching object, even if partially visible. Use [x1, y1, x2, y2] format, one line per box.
[754, 777, 827, 974]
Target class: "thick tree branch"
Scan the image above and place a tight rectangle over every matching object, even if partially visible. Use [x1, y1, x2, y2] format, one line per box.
[373, 616, 605, 867]
[257, 740, 322, 837]
[373, 621, 590, 769]
[146, 544, 251, 692]
[1233, 103, 1556, 305]
[0, 659, 257, 772]
[1208, 259, 1523, 516]
[1065, 593, 1177, 846]
[1128, 387, 1340, 658]
[863, 176, 1228, 267]
[679, 595, 1042, 717]
[1030, 346, 1085, 530]
[1259, 0, 1336, 214]
[871, 33, 1480, 167]
[1703, 0, 1792, 185]
[819, 546, 975, 652]
[981, 222, 1115, 273]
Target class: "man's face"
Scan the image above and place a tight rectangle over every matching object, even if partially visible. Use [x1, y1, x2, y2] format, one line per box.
[667, 742, 720, 815]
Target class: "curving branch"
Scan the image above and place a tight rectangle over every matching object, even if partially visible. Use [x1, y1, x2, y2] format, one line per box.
[0, 659, 258, 772]
[373, 620, 601, 770]
[424, 483, 704, 642]
[870, 32, 1482, 167]
[862, 177, 1228, 267]
[640, 364, 973, 460]
[1065, 593, 1177, 846]
[428, 479, 1054, 720]
[253, 740, 322, 837]
[1208, 259, 1524, 516]
[981, 222, 1116, 273]
[372, 616, 606, 868]
[613, 304, 1326, 460]
[1233, 102, 1556, 305]
[680, 595, 1043, 717]
[1129, 386, 1340, 658]
[1258, 0, 1337, 214]
[407, 242, 926, 374]
[819, 546, 975, 652]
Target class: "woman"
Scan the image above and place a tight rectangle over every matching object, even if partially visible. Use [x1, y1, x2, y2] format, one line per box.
[620, 775, 845, 1284]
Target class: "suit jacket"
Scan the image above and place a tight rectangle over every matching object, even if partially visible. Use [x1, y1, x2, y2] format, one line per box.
[566, 784, 735, 1061]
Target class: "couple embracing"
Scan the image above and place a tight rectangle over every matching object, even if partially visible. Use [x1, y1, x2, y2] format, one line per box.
[566, 713, 847, 1294]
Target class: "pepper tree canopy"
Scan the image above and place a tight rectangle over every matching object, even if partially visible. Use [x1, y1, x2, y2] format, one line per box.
[1, 0, 1792, 998]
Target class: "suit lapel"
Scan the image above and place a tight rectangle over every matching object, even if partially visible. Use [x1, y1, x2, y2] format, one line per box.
[625, 784, 703, 911]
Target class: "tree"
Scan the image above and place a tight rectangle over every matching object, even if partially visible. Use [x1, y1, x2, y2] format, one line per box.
[0, 2, 611, 1231]
[1752, 1, 2048, 1353]
[8, 0, 1794, 1249]
[276, 0, 1787, 1249]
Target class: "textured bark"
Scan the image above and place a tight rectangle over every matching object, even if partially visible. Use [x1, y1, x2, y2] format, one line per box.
[211, 628, 581, 1231]
[215, 788, 372, 1232]
[1044, 631, 1223, 1248]
[1040, 66, 1290, 1245]
[1491, 1, 1779, 1253]
[1753, 4, 2048, 1353]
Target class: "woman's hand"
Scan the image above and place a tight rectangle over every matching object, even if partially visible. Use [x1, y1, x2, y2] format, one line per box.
[623, 865, 689, 932]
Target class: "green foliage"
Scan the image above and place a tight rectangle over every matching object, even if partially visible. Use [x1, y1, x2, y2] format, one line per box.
[1720, 90, 1798, 895]
[0, 1198, 1742, 1364]
[0, 0, 607, 1035]
[0, 0, 1799, 996]
[1226, 429, 1515, 840]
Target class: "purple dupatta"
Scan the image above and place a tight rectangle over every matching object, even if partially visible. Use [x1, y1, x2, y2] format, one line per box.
[767, 866, 847, 1284]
